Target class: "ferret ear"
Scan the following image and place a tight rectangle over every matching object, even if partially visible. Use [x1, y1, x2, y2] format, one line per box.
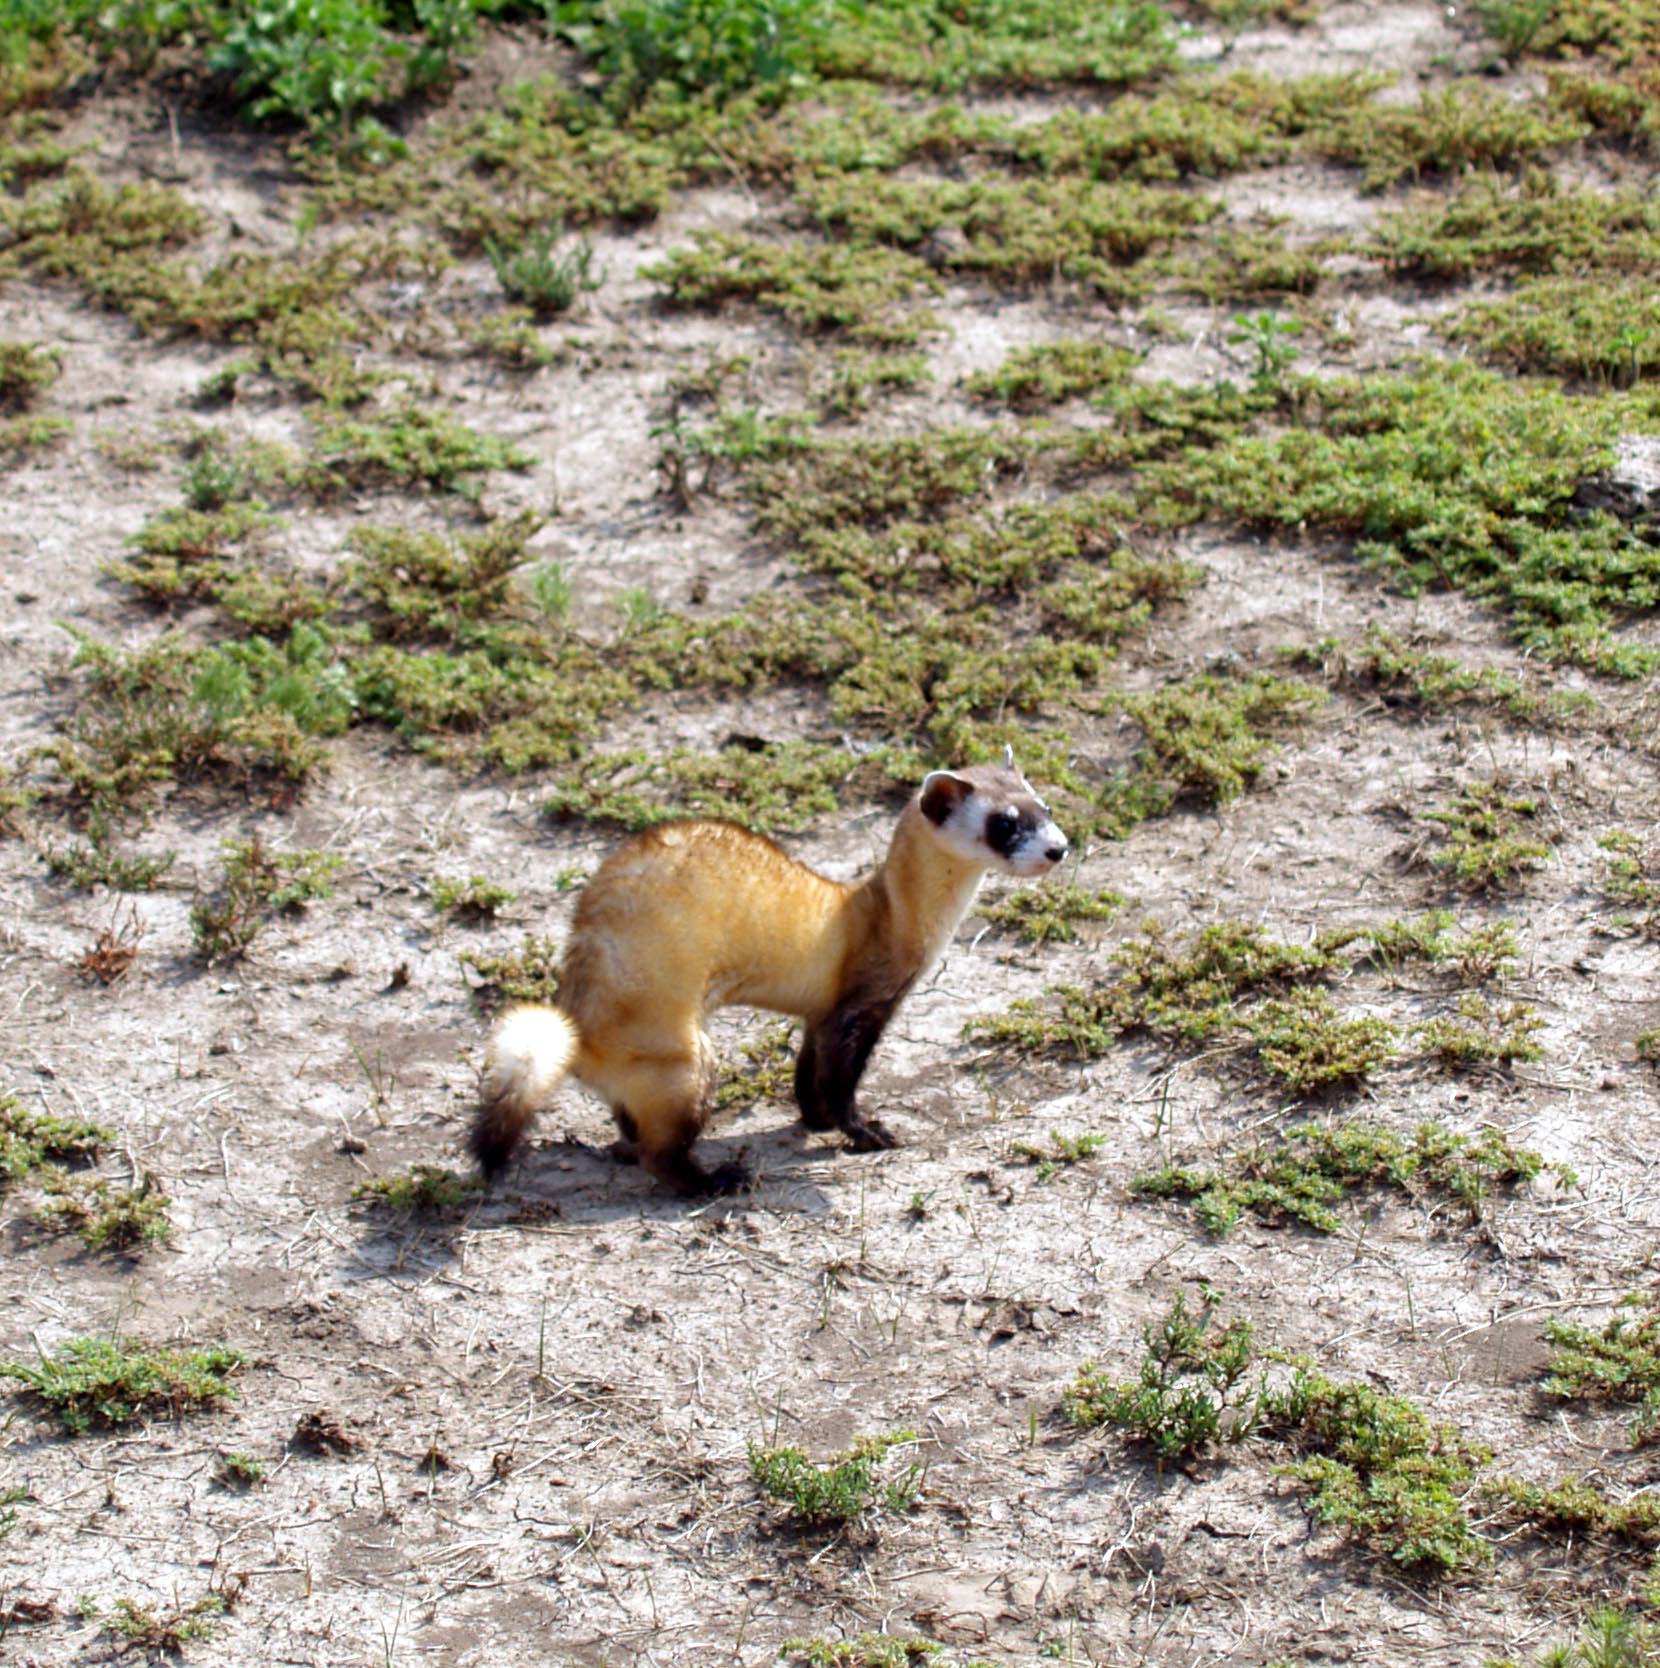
[920, 771, 974, 826]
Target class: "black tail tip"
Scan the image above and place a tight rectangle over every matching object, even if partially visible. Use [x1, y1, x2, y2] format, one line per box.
[468, 1110, 515, 1180]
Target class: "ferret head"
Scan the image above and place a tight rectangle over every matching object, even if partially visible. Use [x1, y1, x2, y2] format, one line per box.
[918, 749, 1069, 878]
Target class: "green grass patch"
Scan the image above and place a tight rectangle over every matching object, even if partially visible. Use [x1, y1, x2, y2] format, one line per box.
[1067, 1286, 1263, 1460]
[1133, 1118, 1551, 1236]
[714, 1020, 799, 1112]
[431, 874, 516, 921]
[1420, 782, 1556, 893]
[1, 1336, 243, 1432]
[1600, 829, 1660, 938]
[1068, 1290, 1491, 1571]
[748, 1427, 920, 1526]
[796, 172, 1219, 295]
[36, 1172, 172, 1254]
[812, 0, 1179, 91]
[1449, 276, 1660, 384]
[1371, 174, 1660, 280]
[0, 1092, 109, 1187]
[460, 934, 562, 1012]
[1139, 364, 1660, 675]
[0, 339, 60, 407]
[190, 837, 341, 964]
[1417, 993, 1545, 1070]
[486, 221, 603, 316]
[977, 882, 1121, 946]
[1542, 1293, 1660, 1443]
[1246, 988, 1399, 1094]
[1009, 1128, 1106, 1183]
[779, 1636, 953, 1668]
[646, 231, 939, 345]
[352, 1164, 486, 1212]
[964, 340, 1141, 411]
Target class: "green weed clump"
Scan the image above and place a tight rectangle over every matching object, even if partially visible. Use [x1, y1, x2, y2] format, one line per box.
[37, 1172, 172, 1253]
[964, 341, 1141, 410]
[431, 874, 516, 920]
[1417, 993, 1545, 1070]
[714, 1022, 799, 1112]
[486, 223, 603, 315]
[748, 1428, 921, 1526]
[968, 920, 1342, 1060]
[352, 1164, 486, 1212]
[1371, 174, 1660, 280]
[1133, 1119, 1550, 1236]
[1010, 1129, 1106, 1183]
[1450, 277, 1660, 383]
[646, 232, 939, 344]
[190, 837, 340, 963]
[1246, 989, 1399, 1094]
[460, 934, 562, 1012]
[815, 0, 1177, 90]
[1324, 910, 1520, 982]
[977, 883, 1121, 946]
[102, 1594, 224, 1654]
[1, 1336, 243, 1432]
[0, 339, 61, 407]
[796, 173, 1219, 295]
[1601, 830, 1660, 939]
[0, 1093, 110, 1187]
[1421, 783, 1556, 893]
[1271, 1370, 1491, 1574]
[1138, 363, 1657, 676]
[1495, 1606, 1660, 1668]
[1070, 1291, 1491, 1570]
[1312, 83, 1586, 191]
[1542, 1294, 1660, 1442]
[1100, 672, 1323, 828]
[1067, 1287, 1263, 1460]
[780, 1636, 949, 1668]
[545, 741, 869, 833]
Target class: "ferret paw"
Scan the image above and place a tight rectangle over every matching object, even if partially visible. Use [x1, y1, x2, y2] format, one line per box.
[706, 1161, 752, 1195]
[843, 1116, 899, 1152]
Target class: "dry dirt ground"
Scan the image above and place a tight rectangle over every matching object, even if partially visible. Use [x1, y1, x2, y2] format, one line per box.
[3, 3, 1660, 1665]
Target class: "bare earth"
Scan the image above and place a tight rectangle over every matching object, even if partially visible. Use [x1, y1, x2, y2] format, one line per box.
[3, 4, 1660, 1665]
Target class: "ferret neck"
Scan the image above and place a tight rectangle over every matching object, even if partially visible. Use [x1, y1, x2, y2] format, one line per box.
[870, 803, 989, 979]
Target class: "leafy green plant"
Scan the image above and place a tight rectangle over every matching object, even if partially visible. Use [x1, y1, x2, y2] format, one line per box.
[0, 340, 62, 408]
[1009, 1129, 1106, 1184]
[1247, 989, 1399, 1094]
[1417, 993, 1545, 1070]
[351, 1164, 486, 1212]
[217, 1450, 268, 1487]
[104, 1594, 224, 1653]
[191, 837, 340, 963]
[1067, 1287, 1264, 1460]
[1, 1336, 243, 1432]
[977, 883, 1120, 946]
[554, 0, 843, 102]
[1133, 1118, 1552, 1236]
[0, 1093, 110, 1188]
[486, 223, 603, 316]
[1227, 309, 1301, 386]
[748, 1428, 921, 1525]
[431, 874, 516, 920]
[1421, 783, 1556, 893]
[1478, 0, 1556, 62]
[460, 934, 562, 1012]
[37, 1172, 173, 1253]
[1542, 1293, 1660, 1443]
[780, 1635, 949, 1668]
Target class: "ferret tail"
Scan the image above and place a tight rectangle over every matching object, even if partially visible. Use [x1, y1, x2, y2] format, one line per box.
[473, 1004, 580, 1178]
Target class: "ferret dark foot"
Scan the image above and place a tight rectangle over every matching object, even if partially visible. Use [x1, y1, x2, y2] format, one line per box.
[608, 1138, 641, 1166]
[643, 1147, 751, 1198]
[841, 1114, 898, 1152]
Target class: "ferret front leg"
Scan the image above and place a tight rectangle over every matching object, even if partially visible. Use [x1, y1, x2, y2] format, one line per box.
[796, 1000, 899, 1152]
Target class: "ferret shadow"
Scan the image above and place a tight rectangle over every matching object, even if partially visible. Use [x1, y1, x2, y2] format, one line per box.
[336, 1119, 840, 1281]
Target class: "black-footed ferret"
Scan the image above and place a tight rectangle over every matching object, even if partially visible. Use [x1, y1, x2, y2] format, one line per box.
[475, 753, 1067, 1196]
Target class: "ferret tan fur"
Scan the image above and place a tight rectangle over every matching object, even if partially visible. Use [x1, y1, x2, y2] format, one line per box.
[475, 760, 1066, 1196]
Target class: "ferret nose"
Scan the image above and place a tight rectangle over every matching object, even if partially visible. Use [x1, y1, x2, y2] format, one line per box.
[1045, 840, 1067, 864]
